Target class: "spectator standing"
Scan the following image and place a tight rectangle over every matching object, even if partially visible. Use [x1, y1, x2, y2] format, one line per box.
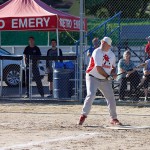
[87, 37, 99, 57]
[145, 36, 150, 60]
[23, 36, 44, 98]
[46, 39, 63, 97]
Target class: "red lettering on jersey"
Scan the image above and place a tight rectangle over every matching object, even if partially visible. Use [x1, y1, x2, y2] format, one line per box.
[86, 57, 95, 73]
[103, 54, 109, 62]
[102, 64, 111, 69]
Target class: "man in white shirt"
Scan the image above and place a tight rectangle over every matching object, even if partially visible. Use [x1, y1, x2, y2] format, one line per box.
[78, 37, 122, 125]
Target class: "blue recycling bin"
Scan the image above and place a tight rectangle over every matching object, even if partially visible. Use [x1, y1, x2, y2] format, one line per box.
[53, 68, 75, 99]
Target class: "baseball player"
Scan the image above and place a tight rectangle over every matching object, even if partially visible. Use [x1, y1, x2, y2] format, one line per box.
[78, 37, 122, 125]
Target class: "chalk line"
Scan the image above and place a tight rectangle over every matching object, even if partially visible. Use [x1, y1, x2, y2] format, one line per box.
[1, 132, 100, 150]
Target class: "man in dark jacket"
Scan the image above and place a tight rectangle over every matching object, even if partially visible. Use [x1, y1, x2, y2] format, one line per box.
[23, 36, 44, 98]
[46, 39, 63, 97]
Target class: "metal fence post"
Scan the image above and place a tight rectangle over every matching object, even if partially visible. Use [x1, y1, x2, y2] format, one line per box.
[29, 57, 32, 100]
[79, 0, 84, 103]
[75, 58, 78, 100]
[19, 59, 23, 97]
[118, 13, 121, 60]
[0, 59, 3, 97]
[75, 43, 79, 100]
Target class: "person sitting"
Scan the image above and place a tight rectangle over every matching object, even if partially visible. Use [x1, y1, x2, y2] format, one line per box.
[140, 59, 150, 102]
[117, 50, 140, 101]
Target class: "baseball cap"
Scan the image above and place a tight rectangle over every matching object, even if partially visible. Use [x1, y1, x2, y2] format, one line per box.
[101, 37, 112, 46]
[146, 36, 150, 41]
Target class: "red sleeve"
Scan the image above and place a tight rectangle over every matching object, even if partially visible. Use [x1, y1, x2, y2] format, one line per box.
[145, 44, 150, 53]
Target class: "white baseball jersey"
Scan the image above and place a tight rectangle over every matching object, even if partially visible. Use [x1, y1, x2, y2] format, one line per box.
[86, 48, 116, 79]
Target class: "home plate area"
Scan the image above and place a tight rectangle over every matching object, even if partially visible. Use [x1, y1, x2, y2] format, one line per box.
[105, 125, 150, 130]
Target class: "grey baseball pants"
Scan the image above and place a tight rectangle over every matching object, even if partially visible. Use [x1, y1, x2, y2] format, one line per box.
[82, 73, 117, 119]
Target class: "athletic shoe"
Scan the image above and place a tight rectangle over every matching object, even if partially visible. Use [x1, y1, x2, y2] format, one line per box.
[47, 91, 53, 98]
[24, 95, 29, 98]
[118, 99, 124, 102]
[47, 94, 52, 98]
[110, 119, 122, 125]
[144, 97, 149, 102]
[78, 115, 87, 125]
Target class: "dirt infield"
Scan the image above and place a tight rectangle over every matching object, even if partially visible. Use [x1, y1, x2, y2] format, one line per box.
[0, 102, 150, 150]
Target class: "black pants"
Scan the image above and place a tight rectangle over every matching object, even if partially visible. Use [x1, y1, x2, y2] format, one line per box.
[119, 71, 140, 99]
[143, 75, 150, 89]
[25, 66, 44, 96]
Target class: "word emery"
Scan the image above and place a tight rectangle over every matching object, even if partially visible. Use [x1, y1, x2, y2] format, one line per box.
[0, 17, 50, 29]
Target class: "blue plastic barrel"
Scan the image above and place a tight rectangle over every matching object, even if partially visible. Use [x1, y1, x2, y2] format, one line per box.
[53, 69, 75, 99]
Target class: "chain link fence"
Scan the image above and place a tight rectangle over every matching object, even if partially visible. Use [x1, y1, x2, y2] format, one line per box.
[82, 0, 150, 102]
[0, 55, 79, 102]
[28, 56, 78, 101]
[0, 56, 23, 99]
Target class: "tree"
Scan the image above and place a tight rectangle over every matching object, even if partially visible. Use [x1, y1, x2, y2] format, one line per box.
[138, 0, 150, 18]
[85, 0, 150, 18]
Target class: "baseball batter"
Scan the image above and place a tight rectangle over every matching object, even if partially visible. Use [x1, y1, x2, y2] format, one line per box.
[78, 37, 122, 125]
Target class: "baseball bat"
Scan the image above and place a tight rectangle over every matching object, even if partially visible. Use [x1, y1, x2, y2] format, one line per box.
[112, 63, 146, 89]
[89, 63, 146, 82]
[116, 63, 146, 77]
